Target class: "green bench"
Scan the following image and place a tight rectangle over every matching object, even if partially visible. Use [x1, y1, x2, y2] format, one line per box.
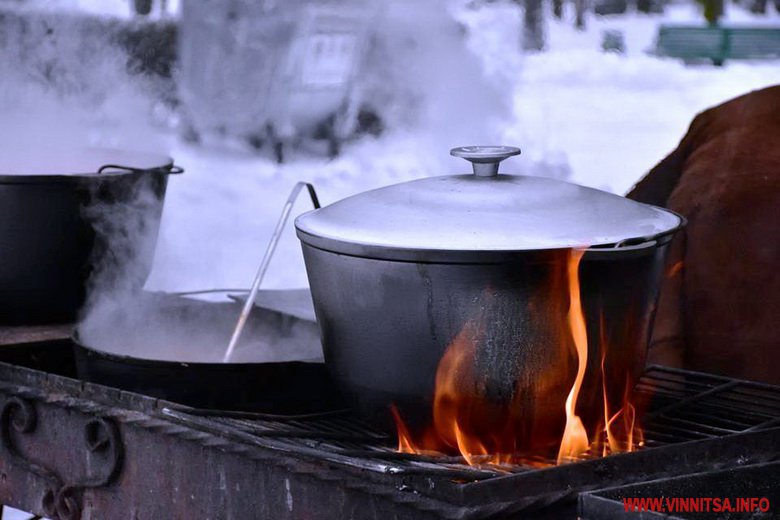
[655, 24, 780, 65]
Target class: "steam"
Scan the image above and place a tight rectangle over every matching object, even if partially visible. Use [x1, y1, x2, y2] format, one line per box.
[361, 0, 511, 153]
[0, 4, 169, 158]
[0, 4, 178, 356]
[75, 165, 322, 363]
[81, 172, 163, 298]
[0, 1, 517, 363]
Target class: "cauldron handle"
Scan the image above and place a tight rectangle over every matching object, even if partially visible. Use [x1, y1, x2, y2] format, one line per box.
[223, 182, 321, 362]
[97, 164, 145, 174]
[97, 164, 185, 175]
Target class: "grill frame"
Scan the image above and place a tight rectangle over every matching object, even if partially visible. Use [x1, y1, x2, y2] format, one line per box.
[0, 339, 777, 519]
[579, 460, 780, 519]
[160, 364, 780, 474]
[128, 363, 780, 514]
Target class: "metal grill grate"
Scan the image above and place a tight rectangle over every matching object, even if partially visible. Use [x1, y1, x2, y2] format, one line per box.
[161, 365, 780, 482]
[638, 366, 780, 443]
[0, 341, 777, 519]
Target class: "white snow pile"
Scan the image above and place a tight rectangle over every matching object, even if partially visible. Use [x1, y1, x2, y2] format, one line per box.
[1, 0, 779, 296]
[148, 0, 780, 292]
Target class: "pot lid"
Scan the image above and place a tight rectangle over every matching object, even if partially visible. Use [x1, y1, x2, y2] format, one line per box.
[295, 146, 683, 261]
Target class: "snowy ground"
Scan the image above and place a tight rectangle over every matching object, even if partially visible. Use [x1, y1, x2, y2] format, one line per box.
[143, 1, 780, 294]
[1, 1, 778, 293]
[4, 1, 779, 299]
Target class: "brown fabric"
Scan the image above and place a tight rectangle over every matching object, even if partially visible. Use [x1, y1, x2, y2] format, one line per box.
[628, 85, 780, 384]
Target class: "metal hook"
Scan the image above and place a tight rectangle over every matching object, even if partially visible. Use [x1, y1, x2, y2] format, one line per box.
[97, 164, 184, 175]
[97, 164, 143, 175]
[223, 181, 321, 362]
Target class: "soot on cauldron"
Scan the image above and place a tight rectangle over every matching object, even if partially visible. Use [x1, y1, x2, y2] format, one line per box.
[390, 249, 646, 467]
[294, 145, 682, 467]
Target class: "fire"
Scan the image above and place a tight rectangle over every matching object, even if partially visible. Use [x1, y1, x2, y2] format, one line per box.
[598, 322, 644, 455]
[392, 248, 644, 467]
[603, 382, 643, 454]
[392, 319, 522, 465]
[390, 404, 420, 454]
[556, 250, 590, 464]
[431, 321, 490, 464]
[666, 260, 684, 278]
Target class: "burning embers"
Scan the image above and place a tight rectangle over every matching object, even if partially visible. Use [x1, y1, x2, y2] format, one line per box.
[392, 250, 644, 467]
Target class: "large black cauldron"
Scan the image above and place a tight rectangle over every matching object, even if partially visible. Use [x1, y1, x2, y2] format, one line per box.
[296, 146, 684, 442]
[0, 148, 181, 324]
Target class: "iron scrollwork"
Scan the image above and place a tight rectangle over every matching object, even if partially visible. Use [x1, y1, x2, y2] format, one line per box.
[0, 397, 124, 520]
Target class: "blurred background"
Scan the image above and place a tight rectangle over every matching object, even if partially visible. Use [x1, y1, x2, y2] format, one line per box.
[0, 0, 778, 296]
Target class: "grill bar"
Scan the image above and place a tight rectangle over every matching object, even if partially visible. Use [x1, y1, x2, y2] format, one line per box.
[161, 365, 780, 483]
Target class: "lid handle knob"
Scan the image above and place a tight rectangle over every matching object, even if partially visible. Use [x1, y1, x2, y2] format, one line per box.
[450, 146, 521, 177]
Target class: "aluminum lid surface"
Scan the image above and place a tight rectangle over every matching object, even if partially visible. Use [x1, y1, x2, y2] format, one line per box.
[295, 146, 683, 260]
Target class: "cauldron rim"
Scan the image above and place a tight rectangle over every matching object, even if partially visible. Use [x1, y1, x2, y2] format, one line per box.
[0, 147, 174, 184]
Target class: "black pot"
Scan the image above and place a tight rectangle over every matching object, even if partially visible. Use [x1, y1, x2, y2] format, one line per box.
[301, 238, 673, 437]
[73, 292, 340, 412]
[296, 146, 685, 444]
[0, 149, 181, 324]
[74, 342, 339, 412]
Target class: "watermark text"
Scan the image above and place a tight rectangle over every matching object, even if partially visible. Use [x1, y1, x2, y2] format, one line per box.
[623, 497, 771, 513]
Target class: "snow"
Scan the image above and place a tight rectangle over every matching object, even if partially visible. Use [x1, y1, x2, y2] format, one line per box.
[20, 0, 180, 18]
[2, 508, 29, 520]
[3, 0, 780, 296]
[145, 1, 780, 294]
[456, 1, 780, 193]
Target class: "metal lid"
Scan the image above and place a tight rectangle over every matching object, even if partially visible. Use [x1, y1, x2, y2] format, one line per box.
[295, 146, 683, 261]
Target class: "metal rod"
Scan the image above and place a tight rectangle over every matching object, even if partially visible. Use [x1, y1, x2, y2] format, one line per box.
[168, 288, 249, 297]
[173, 406, 352, 422]
[745, 416, 780, 432]
[161, 408, 379, 441]
[159, 408, 430, 477]
[646, 365, 780, 391]
[223, 182, 320, 362]
[644, 381, 741, 420]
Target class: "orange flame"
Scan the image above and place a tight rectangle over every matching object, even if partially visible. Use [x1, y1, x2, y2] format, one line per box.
[431, 321, 492, 465]
[556, 249, 590, 464]
[600, 339, 644, 454]
[391, 404, 420, 454]
[392, 248, 645, 467]
[586, 312, 644, 456]
[666, 260, 684, 279]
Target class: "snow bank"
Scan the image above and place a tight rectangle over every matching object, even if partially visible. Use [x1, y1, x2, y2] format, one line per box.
[148, 1, 780, 293]
[3, 0, 780, 295]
